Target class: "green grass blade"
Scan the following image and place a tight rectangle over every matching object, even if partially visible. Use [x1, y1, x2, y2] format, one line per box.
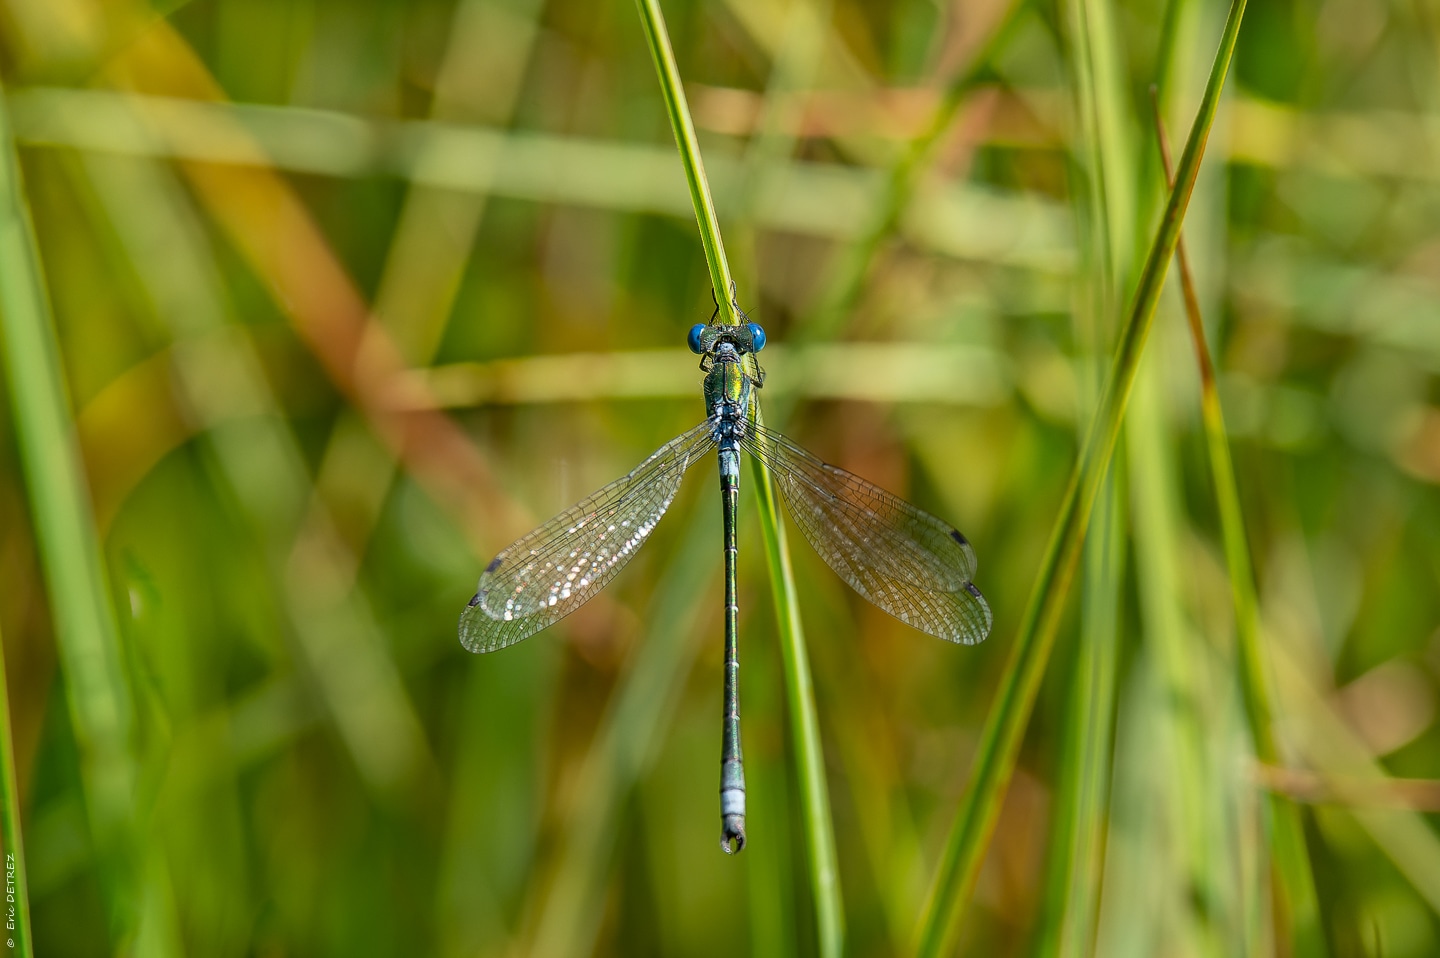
[0, 79, 143, 946]
[633, 4, 844, 953]
[0, 622, 33, 958]
[751, 450, 844, 958]
[634, 0, 737, 322]
[1151, 103, 1326, 958]
[913, 3, 1249, 954]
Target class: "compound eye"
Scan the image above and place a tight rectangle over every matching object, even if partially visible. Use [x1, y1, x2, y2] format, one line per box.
[687, 324, 706, 354]
[747, 322, 766, 352]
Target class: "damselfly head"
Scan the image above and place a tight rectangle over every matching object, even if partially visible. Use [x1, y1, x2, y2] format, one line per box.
[690, 321, 766, 357]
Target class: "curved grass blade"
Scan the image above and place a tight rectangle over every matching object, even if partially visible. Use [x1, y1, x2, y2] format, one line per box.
[461, 421, 715, 652]
[914, 2, 1251, 954]
[741, 422, 991, 645]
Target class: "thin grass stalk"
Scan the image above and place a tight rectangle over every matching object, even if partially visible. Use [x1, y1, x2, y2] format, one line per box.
[913, 3, 1249, 954]
[0, 79, 142, 945]
[1151, 105, 1327, 957]
[634, 0, 737, 324]
[752, 466, 844, 958]
[0, 623, 32, 958]
[633, 3, 844, 953]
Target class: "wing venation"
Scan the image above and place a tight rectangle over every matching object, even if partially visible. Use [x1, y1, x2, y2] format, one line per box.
[741, 421, 991, 645]
[460, 421, 716, 653]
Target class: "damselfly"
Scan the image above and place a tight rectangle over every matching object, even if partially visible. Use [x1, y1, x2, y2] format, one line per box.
[460, 314, 992, 853]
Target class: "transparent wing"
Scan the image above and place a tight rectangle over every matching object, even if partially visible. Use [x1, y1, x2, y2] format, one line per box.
[460, 421, 716, 653]
[741, 421, 992, 645]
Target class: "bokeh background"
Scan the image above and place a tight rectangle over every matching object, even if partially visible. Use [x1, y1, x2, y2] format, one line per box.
[0, 0, 1437, 955]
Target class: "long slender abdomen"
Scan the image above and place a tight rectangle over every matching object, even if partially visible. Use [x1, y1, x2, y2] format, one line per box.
[718, 441, 746, 852]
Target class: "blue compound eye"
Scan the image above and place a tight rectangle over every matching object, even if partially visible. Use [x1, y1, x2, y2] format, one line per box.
[687, 323, 706, 354]
[747, 322, 766, 352]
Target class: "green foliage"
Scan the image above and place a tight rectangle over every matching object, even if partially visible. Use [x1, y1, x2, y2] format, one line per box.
[0, 0, 1438, 956]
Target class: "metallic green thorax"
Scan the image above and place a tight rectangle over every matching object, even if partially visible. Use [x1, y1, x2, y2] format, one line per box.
[703, 348, 753, 413]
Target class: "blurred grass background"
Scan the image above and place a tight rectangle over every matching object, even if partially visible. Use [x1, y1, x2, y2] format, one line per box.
[0, 0, 1437, 955]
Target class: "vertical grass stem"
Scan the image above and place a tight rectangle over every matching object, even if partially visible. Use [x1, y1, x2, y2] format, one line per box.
[634, 0, 738, 324]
